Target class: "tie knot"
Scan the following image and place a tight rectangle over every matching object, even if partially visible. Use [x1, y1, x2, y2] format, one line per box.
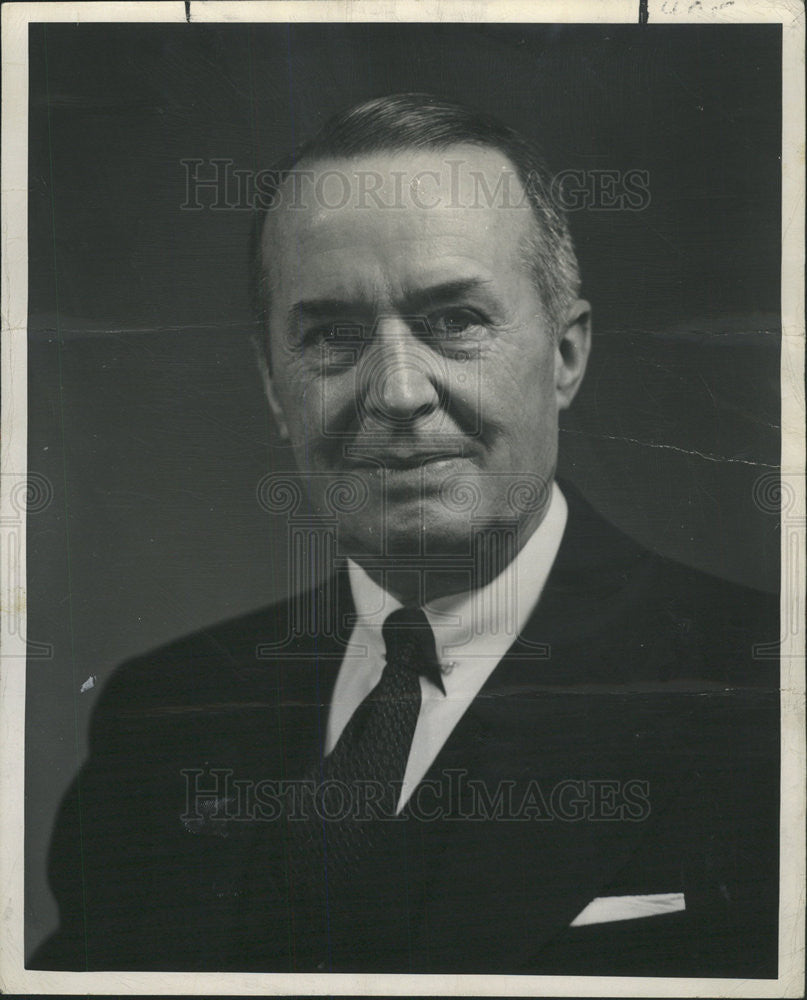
[382, 607, 444, 691]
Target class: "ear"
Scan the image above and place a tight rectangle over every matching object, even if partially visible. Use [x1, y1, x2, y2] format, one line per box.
[252, 334, 290, 441]
[554, 299, 591, 411]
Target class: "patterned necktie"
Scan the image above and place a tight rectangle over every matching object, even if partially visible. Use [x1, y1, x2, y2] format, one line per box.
[289, 606, 443, 894]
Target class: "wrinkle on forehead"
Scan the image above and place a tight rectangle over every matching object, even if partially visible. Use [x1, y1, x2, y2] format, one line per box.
[263, 146, 537, 313]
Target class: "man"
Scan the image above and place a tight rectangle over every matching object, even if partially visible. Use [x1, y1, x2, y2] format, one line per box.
[33, 94, 779, 977]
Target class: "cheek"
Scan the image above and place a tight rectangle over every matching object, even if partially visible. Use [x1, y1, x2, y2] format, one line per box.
[277, 365, 320, 418]
[282, 372, 359, 456]
[479, 346, 556, 422]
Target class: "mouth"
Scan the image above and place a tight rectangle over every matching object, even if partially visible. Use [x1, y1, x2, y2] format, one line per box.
[346, 450, 463, 471]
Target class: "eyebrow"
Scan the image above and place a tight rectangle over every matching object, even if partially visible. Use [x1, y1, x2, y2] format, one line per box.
[286, 278, 497, 337]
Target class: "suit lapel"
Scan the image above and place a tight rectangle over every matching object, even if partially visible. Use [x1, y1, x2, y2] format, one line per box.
[405, 486, 698, 970]
[261, 567, 358, 777]
[407, 674, 693, 969]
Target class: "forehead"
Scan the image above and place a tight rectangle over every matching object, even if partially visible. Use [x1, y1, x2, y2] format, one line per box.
[263, 145, 536, 307]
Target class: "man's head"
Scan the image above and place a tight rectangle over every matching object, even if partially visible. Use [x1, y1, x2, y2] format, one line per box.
[256, 94, 591, 597]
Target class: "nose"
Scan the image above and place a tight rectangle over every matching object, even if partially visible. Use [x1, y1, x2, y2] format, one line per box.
[358, 317, 443, 428]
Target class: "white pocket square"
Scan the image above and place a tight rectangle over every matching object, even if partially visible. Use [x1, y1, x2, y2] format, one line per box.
[570, 892, 686, 927]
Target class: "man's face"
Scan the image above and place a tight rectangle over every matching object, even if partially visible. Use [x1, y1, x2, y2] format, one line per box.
[264, 145, 589, 566]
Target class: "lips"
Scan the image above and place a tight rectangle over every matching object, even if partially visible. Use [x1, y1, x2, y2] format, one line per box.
[349, 451, 458, 470]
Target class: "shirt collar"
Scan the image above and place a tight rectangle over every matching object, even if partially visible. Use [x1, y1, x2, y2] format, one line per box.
[346, 481, 568, 683]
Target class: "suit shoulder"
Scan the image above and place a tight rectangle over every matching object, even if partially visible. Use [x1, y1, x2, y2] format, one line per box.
[653, 554, 776, 645]
[649, 547, 775, 609]
[558, 482, 779, 688]
[86, 569, 353, 745]
[624, 549, 780, 689]
[86, 599, 296, 743]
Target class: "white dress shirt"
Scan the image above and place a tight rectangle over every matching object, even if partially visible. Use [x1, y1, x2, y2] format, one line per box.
[325, 480, 568, 811]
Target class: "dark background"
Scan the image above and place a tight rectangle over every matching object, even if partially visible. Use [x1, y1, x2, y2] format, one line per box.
[26, 22, 782, 958]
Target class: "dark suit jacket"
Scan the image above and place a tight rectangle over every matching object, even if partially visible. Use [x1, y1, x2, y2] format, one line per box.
[31, 484, 780, 977]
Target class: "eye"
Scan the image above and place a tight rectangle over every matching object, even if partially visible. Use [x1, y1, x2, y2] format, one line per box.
[427, 308, 484, 339]
[304, 322, 364, 346]
[306, 322, 337, 342]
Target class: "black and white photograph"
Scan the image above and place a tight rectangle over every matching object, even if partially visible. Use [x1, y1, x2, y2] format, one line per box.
[1, 1, 804, 994]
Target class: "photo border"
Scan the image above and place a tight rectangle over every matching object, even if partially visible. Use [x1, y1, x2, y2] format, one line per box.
[2, 1, 804, 995]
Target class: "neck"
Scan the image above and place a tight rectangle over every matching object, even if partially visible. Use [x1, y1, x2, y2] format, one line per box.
[353, 507, 548, 605]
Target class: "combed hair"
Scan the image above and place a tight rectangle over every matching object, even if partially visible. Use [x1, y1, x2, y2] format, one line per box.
[251, 93, 581, 356]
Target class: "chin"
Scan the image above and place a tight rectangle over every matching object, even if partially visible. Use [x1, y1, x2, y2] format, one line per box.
[342, 514, 474, 561]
